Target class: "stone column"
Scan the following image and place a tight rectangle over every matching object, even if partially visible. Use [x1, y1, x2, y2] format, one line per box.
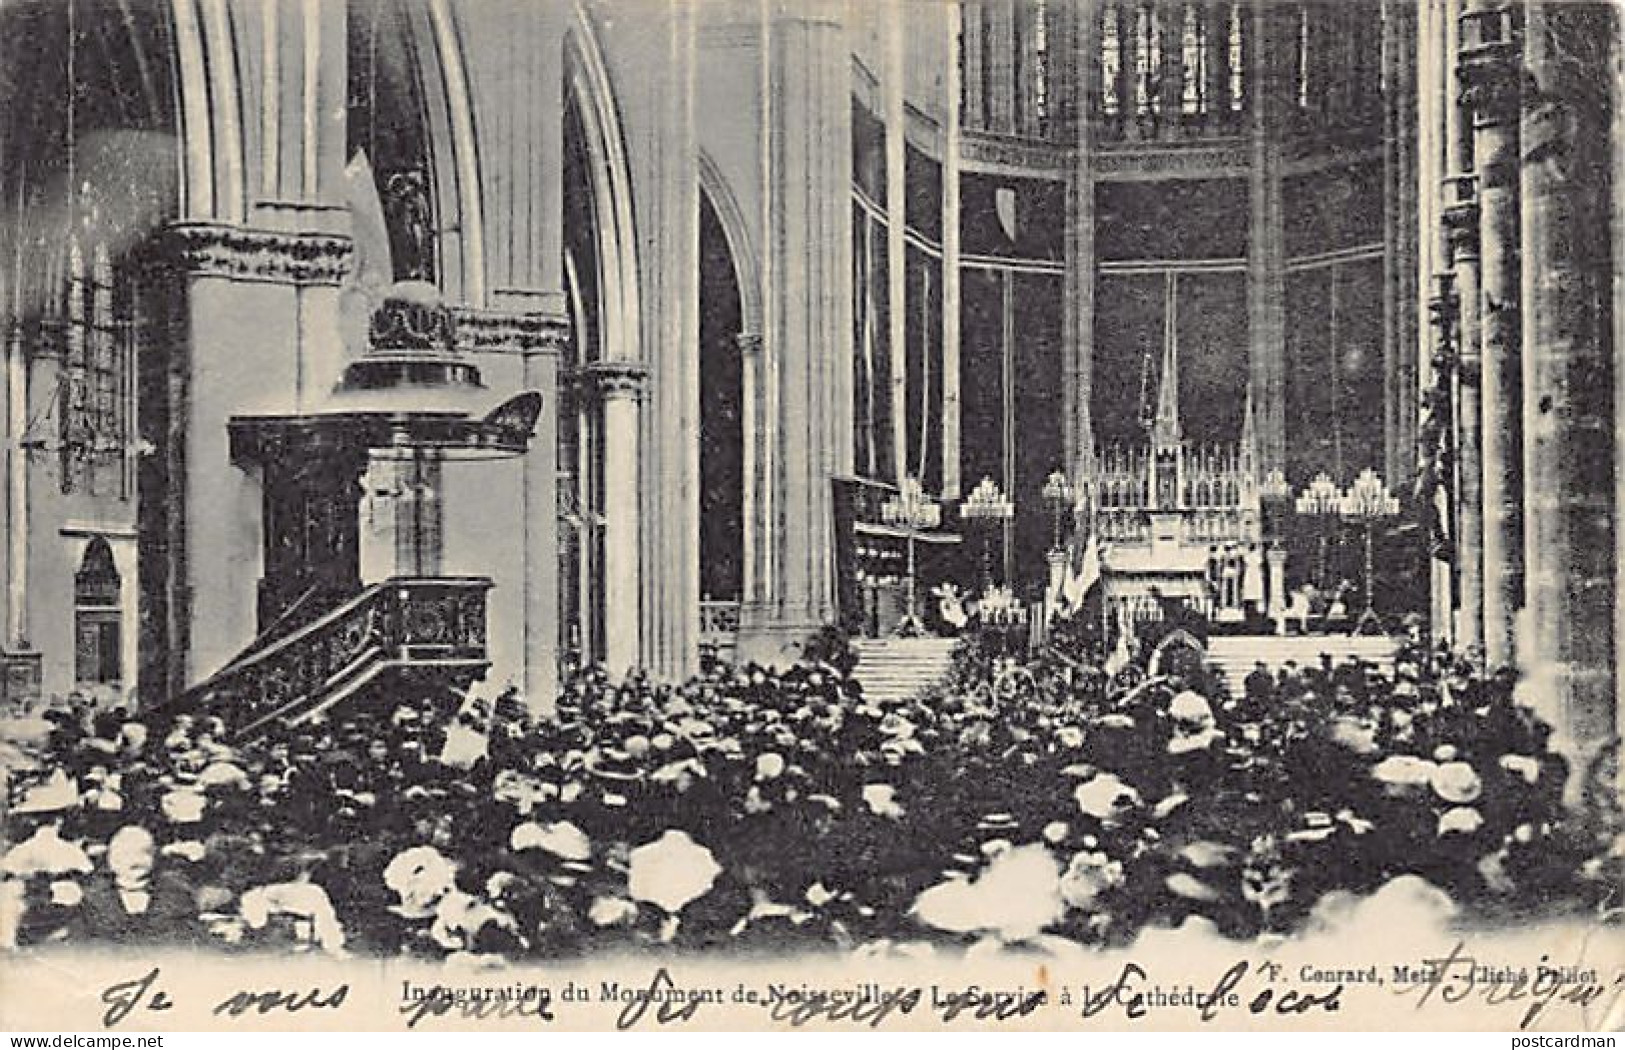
[4, 318, 27, 651]
[942, 1, 963, 499]
[740, 5, 851, 662]
[884, 2, 909, 486]
[1442, 177, 1483, 657]
[166, 225, 352, 685]
[1247, 1, 1287, 477]
[639, 5, 701, 683]
[143, 0, 352, 693]
[1064, 0, 1098, 486]
[587, 361, 647, 679]
[1519, 1, 1616, 789]
[738, 331, 766, 605]
[1382, 0, 1420, 486]
[1457, 0, 1522, 668]
[457, 304, 569, 712]
[1419, 0, 1446, 643]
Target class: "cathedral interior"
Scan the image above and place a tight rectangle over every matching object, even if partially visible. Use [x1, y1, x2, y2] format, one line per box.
[0, 0, 1618, 781]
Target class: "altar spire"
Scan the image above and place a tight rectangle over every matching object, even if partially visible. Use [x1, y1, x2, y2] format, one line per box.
[1240, 376, 1257, 470]
[1152, 272, 1182, 451]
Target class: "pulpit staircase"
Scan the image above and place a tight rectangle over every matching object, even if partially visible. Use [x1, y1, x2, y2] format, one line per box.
[853, 637, 960, 703]
[1204, 634, 1400, 698]
[153, 576, 492, 740]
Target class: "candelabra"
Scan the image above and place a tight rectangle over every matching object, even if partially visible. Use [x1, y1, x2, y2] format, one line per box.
[881, 475, 940, 636]
[1295, 472, 1344, 588]
[1340, 469, 1400, 628]
[962, 475, 1015, 594]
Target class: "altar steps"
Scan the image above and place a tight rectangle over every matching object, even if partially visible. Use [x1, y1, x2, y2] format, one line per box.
[853, 637, 960, 703]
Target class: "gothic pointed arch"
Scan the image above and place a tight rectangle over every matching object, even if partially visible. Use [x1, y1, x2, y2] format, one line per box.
[73, 536, 123, 692]
[564, 6, 640, 365]
[698, 184, 744, 608]
[697, 150, 762, 336]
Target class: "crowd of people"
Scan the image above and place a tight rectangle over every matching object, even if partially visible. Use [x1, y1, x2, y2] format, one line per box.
[2, 624, 1621, 962]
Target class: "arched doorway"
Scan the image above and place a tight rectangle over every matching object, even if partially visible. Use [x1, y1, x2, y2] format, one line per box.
[74, 538, 122, 696]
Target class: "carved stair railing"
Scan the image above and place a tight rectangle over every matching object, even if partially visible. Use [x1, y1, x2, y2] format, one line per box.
[157, 576, 492, 740]
[236, 583, 335, 663]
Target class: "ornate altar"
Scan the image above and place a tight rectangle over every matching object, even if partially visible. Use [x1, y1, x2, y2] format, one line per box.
[1081, 310, 1286, 640]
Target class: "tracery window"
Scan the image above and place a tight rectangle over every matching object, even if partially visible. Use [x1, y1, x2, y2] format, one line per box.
[56, 239, 131, 498]
[1031, 0, 1049, 133]
[1101, 3, 1123, 118]
[1228, 3, 1245, 112]
[1134, 3, 1161, 118]
[1180, 3, 1207, 116]
[1296, 4, 1311, 112]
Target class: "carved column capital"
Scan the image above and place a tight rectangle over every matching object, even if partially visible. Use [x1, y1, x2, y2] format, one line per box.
[582, 360, 649, 400]
[453, 307, 572, 356]
[165, 222, 353, 285]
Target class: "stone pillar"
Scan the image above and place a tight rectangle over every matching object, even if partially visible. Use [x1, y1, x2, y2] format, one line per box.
[145, 0, 352, 691]
[1457, 0, 1522, 669]
[454, 3, 565, 301]
[942, 1, 963, 499]
[1419, 0, 1448, 644]
[1064, 0, 1098, 485]
[457, 304, 569, 712]
[523, 333, 562, 708]
[632, 4, 701, 682]
[741, 5, 851, 662]
[588, 361, 647, 679]
[165, 225, 352, 685]
[455, 1, 568, 706]
[4, 318, 27, 650]
[1247, 1, 1288, 477]
[1519, 1, 1616, 790]
[1382, 0, 1420, 486]
[884, 3, 909, 486]
[738, 332, 766, 605]
[1442, 177, 1484, 657]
